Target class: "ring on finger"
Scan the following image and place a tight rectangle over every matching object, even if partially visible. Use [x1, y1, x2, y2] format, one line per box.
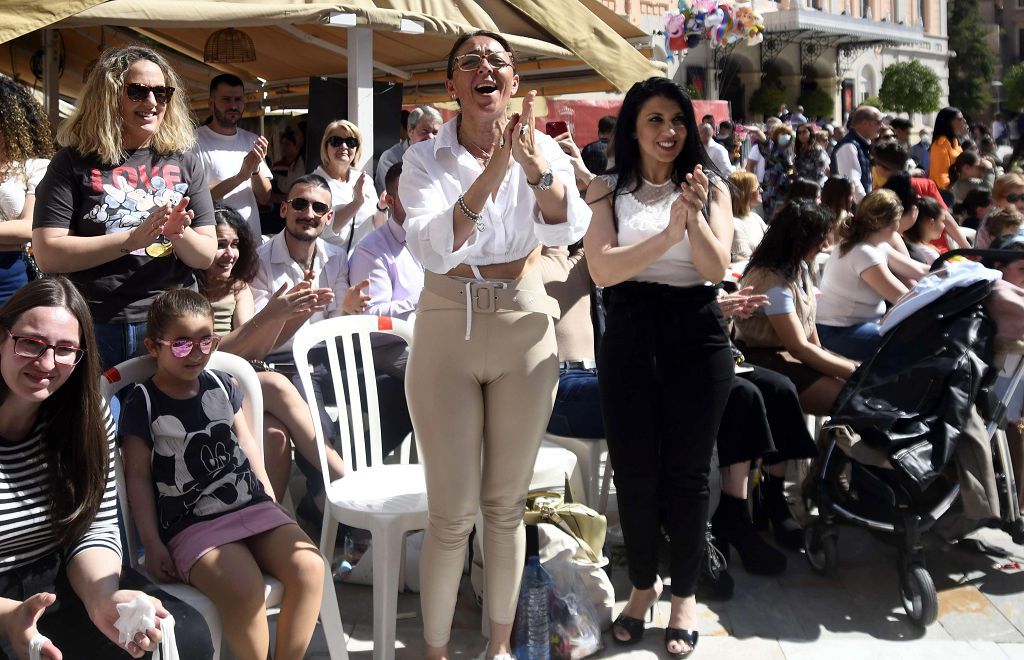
[519, 124, 528, 137]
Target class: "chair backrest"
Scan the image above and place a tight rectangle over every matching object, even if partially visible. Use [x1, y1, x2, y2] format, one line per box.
[100, 351, 264, 563]
[290, 315, 414, 482]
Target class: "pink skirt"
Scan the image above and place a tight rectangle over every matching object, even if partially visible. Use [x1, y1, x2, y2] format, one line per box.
[167, 501, 294, 583]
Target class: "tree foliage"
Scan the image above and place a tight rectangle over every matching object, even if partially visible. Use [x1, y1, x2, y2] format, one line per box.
[879, 61, 942, 114]
[1005, 62, 1024, 112]
[861, 95, 884, 110]
[947, 0, 996, 113]
[797, 88, 835, 120]
[749, 86, 788, 119]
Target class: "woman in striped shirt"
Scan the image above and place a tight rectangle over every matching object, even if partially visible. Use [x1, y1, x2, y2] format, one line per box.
[0, 277, 212, 660]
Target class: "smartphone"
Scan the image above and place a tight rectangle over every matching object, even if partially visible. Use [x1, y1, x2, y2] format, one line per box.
[545, 121, 568, 137]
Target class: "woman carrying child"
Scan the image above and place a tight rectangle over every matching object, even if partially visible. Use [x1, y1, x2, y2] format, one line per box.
[120, 289, 325, 660]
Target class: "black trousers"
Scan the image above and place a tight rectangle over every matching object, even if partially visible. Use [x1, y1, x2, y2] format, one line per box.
[598, 282, 734, 598]
[0, 556, 213, 660]
[717, 365, 818, 466]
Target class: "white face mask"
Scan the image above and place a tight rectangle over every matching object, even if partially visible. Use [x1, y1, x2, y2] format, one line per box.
[777, 135, 792, 147]
[919, 136, 931, 147]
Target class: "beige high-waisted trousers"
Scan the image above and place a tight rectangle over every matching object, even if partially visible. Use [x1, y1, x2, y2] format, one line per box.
[406, 268, 559, 647]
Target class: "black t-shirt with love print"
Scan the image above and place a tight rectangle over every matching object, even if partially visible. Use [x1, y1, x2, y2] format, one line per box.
[33, 146, 215, 323]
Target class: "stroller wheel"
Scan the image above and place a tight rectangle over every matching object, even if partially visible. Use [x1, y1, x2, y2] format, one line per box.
[899, 564, 937, 627]
[803, 523, 838, 577]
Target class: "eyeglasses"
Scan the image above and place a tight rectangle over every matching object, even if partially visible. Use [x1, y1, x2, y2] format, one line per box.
[4, 328, 85, 365]
[125, 83, 175, 104]
[1007, 193, 1024, 203]
[154, 335, 221, 359]
[453, 52, 514, 72]
[286, 197, 331, 216]
[327, 135, 359, 149]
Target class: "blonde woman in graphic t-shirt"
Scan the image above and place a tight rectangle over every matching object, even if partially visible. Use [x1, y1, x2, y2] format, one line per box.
[815, 189, 909, 360]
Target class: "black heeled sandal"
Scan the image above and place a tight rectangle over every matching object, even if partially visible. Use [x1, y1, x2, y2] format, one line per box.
[665, 628, 699, 658]
[611, 591, 658, 645]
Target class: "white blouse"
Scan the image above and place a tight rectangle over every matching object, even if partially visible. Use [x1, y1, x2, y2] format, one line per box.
[312, 164, 379, 255]
[0, 159, 49, 222]
[399, 117, 591, 274]
[605, 174, 710, 288]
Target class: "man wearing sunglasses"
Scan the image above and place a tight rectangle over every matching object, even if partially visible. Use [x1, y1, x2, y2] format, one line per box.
[250, 173, 370, 519]
[374, 105, 443, 194]
[194, 73, 273, 239]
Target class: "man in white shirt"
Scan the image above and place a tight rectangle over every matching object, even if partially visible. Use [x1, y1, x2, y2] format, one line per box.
[251, 173, 370, 509]
[700, 122, 734, 175]
[251, 174, 367, 358]
[349, 162, 423, 379]
[832, 105, 883, 202]
[195, 74, 273, 238]
[374, 105, 442, 194]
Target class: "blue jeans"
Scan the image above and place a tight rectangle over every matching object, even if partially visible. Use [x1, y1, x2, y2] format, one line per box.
[93, 321, 148, 372]
[546, 368, 605, 439]
[816, 321, 883, 361]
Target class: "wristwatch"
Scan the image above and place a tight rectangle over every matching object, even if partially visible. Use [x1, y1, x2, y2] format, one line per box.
[527, 168, 554, 191]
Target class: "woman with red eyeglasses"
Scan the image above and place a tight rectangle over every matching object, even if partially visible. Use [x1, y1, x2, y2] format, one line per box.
[311, 120, 386, 255]
[0, 277, 215, 660]
[31, 46, 217, 371]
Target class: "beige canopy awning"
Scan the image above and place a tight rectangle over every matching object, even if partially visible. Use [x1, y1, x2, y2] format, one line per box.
[0, 0, 662, 107]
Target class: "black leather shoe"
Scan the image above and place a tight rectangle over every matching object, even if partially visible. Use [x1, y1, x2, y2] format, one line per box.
[711, 493, 786, 575]
[753, 473, 805, 551]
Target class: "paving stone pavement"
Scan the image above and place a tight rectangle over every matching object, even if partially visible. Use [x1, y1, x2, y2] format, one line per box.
[290, 521, 1024, 659]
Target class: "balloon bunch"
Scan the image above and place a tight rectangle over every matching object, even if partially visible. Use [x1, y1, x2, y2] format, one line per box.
[663, 0, 765, 58]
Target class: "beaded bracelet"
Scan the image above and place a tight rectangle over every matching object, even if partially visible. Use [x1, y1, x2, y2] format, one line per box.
[457, 194, 485, 232]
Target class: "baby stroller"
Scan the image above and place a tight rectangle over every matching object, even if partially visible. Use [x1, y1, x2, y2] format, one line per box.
[803, 250, 1024, 627]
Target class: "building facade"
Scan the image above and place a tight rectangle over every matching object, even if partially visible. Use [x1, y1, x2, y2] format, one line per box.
[979, 0, 1019, 115]
[596, 0, 949, 126]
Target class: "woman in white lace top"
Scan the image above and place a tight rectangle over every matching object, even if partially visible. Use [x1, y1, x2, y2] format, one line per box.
[584, 77, 734, 658]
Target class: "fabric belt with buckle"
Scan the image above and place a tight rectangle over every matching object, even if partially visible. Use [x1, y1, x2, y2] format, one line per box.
[423, 270, 562, 340]
[559, 360, 597, 370]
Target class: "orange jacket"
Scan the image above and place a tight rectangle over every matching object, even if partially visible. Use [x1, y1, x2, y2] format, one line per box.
[928, 136, 961, 191]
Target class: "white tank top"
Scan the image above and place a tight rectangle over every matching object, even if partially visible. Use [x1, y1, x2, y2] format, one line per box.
[604, 173, 708, 288]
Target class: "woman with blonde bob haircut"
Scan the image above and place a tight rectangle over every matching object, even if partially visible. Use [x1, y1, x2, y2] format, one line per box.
[728, 170, 767, 262]
[312, 118, 384, 253]
[32, 45, 217, 370]
[815, 188, 909, 360]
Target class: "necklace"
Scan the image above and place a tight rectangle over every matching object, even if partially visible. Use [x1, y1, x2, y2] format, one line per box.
[457, 119, 497, 165]
[641, 176, 674, 188]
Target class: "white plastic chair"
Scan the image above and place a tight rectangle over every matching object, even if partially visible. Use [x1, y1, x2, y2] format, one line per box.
[291, 315, 427, 660]
[544, 433, 610, 511]
[101, 352, 349, 660]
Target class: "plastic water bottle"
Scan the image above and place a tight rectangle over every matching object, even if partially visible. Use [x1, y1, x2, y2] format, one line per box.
[513, 555, 553, 660]
[331, 535, 356, 581]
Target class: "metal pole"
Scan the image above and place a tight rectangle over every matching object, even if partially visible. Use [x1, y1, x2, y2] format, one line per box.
[43, 29, 61, 131]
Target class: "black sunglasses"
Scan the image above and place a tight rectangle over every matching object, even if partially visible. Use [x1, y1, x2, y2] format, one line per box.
[125, 83, 175, 104]
[1008, 193, 1024, 203]
[327, 135, 359, 149]
[286, 197, 331, 216]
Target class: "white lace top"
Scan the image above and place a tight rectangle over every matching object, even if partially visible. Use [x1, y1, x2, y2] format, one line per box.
[603, 173, 709, 287]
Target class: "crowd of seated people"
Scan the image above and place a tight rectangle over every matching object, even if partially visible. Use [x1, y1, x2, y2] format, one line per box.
[11, 39, 1024, 658]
